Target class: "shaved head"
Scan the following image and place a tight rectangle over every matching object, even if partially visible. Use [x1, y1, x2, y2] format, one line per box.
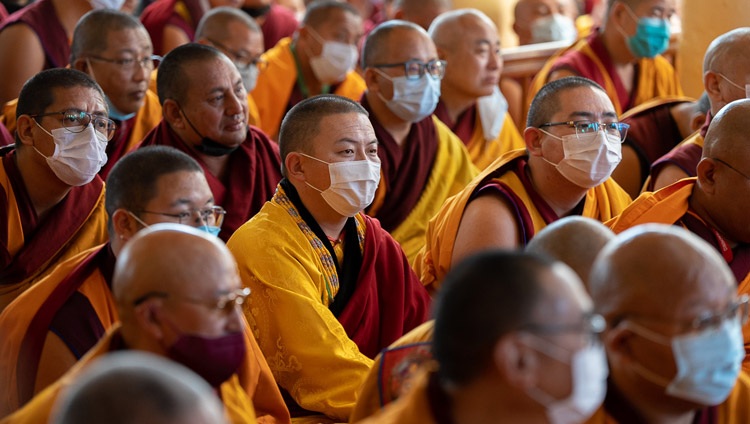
[702, 98, 750, 160]
[429, 8, 497, 51]
[526, 216, 615, 289]
[703, 27, 750, 74]
[195, 6, 261, 41]
[361, 19, 427, 68]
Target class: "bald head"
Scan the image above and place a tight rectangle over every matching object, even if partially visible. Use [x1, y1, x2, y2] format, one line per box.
[362, 19, 429, 68]
[702, 98, 750, 160]
[195, 6, 261, 41]
[526, 217, 615, 289]
[429, 8, 497, 51]
[703, 27, 750, 74]
[70, 9, 144, 64]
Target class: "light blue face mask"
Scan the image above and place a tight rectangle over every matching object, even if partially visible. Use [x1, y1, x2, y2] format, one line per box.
[196, 225, 221, 237]
[622, 6, 670, 59]
[106, 95, 136, 122]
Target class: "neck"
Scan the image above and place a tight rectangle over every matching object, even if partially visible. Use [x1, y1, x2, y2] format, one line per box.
[15, 147, 73, 219]
[450, 380, 548, 424]
[610, 372, 697, 424]
[365, 91, 413, 147]
[527, 157, 590, 217]
[602, 25, 637, 66]
[688, 190, 738, 247]
[439, 86, 475, 125]
[291, 180, 348, 240]
[293, 39, 324, 96]
[172, 126, 232, 180]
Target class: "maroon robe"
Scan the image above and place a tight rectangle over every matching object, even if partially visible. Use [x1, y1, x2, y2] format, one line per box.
[138, 120, 282, 241]
[647, 112, 712, 191]
[98, 116, 136, 180]
[361, 96, 439, 233]
[259, 4, 298, 52]
[0, 0, 69, 69]
[433, 100, 476, 145]
[140, 0, 206, 56]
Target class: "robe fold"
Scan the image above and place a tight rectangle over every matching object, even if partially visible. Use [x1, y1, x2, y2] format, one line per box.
[0, 150, 108, 311]
[414, 149, 631, 292]
[528, 32, 683, 116]
[138, 119, 282, 241]
[226, 185, 431, 422]
[140, 0, 204, 55]
[252, 37, 366, 139]
[0, 0, 70, 70]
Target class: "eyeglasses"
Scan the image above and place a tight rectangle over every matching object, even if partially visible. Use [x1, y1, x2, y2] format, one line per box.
[31, 109, 117, 141]
[539, 120, 630, 141]
[136, 205, 226, 227]
[522, 313, 606, 346]
[133, 287, 251, 314]
[87, 54, 162, 71]
[625, 294, 750, 334]
[372, 59, 447, 80]
[712, 157, 750, 180]
[206, 38, 267, 71]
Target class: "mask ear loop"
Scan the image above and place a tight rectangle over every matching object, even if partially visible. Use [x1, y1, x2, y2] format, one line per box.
[616, 320, 674, 388]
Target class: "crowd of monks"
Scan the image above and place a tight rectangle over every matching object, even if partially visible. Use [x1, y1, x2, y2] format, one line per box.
[1, 0, 750, 423]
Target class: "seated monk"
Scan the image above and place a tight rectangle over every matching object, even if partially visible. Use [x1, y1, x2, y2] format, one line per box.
[612, 94, 707, 197]
[527, 0, 683, 116]
[0, 69, 111, 311]
[241, 0, 299, 51]
[0, 147, 246, 416]
[356, 250, 608, 424]
[513, 0, 580, 46]
[588, 224, 750, 423]
[415, 76, 631, 292]
[195, 6, 265, 127]
[606, 99, 750, 372]
[0, 225, 291, 424]
[429, 9, 525, 171]
[139, 43, 282, 241]
[360, 20, 478, 263]
[0, 9, 163, 180]
[226, 95, 431, 423]
[647, 28, 750, 192]
[252, 1, 365, 140]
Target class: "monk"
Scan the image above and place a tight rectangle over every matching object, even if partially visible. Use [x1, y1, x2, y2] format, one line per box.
[195, 6, 265, 126]
[648, 28, 750, 191]
[513, 0, 580, 46]
[360, 20, 478, 263]
[0, 146, 230, 416]
[226, 95, 431, 423]
[1, 9, 163, 178]
[252, 1, 365, 140]
[429, 9, 525, 171]
[52, 352, 228, 424]
[588, 224, 750, 423]
[0, 225, 291, 424]
[606, 99, 750, 370]
[241, 0, 299, 51]
[357, 250, 608, 424]
[415, 76, 632, 292]
[139, 43, 282, 241]
[528, 0, 683, 116]
[0, 69, 110, 311]
[387, 0, 451, 30]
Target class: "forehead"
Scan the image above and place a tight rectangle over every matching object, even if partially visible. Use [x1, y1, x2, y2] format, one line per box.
[312, 112, 375, 148]
[382, 28, 436, 61]
[551, 86, 616, 120]
[103, 26, 152, 52]
[149, 170, 212, 204]
[223, 21, 260, 45]
[458, 17, 499, 45]
[312, 8, 361, 30]
[48, 85, 105, 111]
[634, 0, 676, 13]
[182, 57, 240, 92]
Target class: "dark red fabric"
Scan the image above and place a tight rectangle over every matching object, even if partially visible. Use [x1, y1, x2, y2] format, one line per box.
[362, 95, 438, 232]
[0, 4, 7, 24]
[0, 150, 104, 286]
[0, 0, 69, 69]
[680, 212, 750, 284]
[337, 215, 431, 359]
[647, 142, 703, 191]
[140, 0, 205, 55]
[260, 4, 298, 51]
[433, 100, 476, 145]
[16, 244, 108, 408]
[98, 116, 136, 180]
[138, 120, 282, 241]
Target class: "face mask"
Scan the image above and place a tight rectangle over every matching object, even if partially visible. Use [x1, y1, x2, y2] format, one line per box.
[531, 14, 578, 44]
[179, 107, 241, 157]
[89, 0, 125, 9]
[540, 129, 622, 188]
[105, 95, 136, 122]
[167, 330, 246, 387]
[375, 69, 441, 123]
[238, 63, 259, 92]
[196, 225, 221, 237]
[34, 123, 108, 186]
[300, 153, 381, 217]
[307, 28, 358, 84]
[525, 339, 609, 424]
[621, 6, 670, 58]
[476, 85, 509, 141]
[624, 317, 744, 405]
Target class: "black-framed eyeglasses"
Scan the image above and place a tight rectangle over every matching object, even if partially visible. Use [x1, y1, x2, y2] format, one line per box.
[539, 120, 630, 141]
[133, 287, 251, 313]
[521, 313, 606, 346]
[31, 109, 116, 141]
[712, 157, 750, 181]
[206, 38, 267, 71]
[136, 205, 226, 227]
[372, 59, 447, 80]
[87, 54, 162, 71]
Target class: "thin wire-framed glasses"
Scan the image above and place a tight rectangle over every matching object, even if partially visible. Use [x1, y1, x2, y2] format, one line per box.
[136, 205, 226, 227]
[87, 54, 162, 71]
[539, 120, 630, 141]
[31, 109, 117, 141]
[133, 287, 251, 314]
[372, 59, 447, 80]
[712, 157, 750, 181]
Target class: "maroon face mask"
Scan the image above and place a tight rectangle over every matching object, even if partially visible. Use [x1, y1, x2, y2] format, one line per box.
[166, 331, 246, 387]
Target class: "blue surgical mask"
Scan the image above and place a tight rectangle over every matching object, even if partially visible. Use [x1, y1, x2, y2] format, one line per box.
[196, 225, 221, 237]
[106, 95, 136, 122]
[374, 69, 441, 123]
[622, 7, 670, 58]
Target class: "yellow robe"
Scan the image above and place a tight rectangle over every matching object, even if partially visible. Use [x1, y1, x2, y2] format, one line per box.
[465, 111, 525, 171]
[0, 326, 264, 424]
[251, 37, 367, 139]
[414, 149, 632, 292]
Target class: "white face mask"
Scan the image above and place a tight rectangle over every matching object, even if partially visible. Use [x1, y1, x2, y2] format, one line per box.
[89, 0, 126, 9]
[34, 123, 108, 186]
[301, 153, 381, 217]
[375, 69, 441, 123]
[624, 317, 744, 405]
[237, 63, 259, 92]
[307, 28, 358, 84]
[531, 14, 578, 44]
[541, 129, 622, 188]
[476, 85, 509, 141]
[525, 339, 609, 424]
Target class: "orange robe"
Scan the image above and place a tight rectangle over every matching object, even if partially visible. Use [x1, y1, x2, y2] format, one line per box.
[415, 149, 632, 292]
[353, 370, 443, 424]
[251, 37, 366, 139]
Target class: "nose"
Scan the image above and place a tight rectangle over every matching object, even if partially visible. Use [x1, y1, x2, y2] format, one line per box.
[225, 90, 245, 116]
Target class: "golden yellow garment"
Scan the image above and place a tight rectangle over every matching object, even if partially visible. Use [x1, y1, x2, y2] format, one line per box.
[353, 370, 437, 424]
[388, 117, 478, 264]
[252, 37, 367, 139]
[465, 112, 525, 171]
[414, 149, 632, 293]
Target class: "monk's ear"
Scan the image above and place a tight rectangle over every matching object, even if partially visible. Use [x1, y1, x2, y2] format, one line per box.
[112, 209, 140, 241]
[704, 71, 722, 100]
[523, 126, 544, 155]
[285, 152, 306, 182]
[163, 99, 185, 129]
[690, 112, 707, 133]
[494, 333, 538, 389]
[71, 58, 88, 73]
[133, 298, 167, 341]
[15, 115, 35, 147]
[696, 157, 717, 194]
[603, 322, 632, 368]
[364, 67, 381, 92]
